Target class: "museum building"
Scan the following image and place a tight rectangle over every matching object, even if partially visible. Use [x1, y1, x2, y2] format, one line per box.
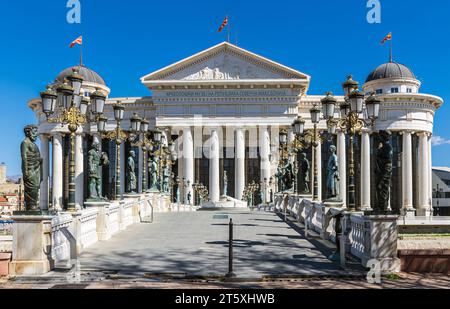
[28, 42, 444, 216]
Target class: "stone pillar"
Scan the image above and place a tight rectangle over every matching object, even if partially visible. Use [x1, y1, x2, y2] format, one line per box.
[52, 134, 63, 211]
[417, 133, 431, 216]
[259, 126, 271, 199]
[183, 127, 194, 204]
[39, 135, 50, 211]
[316, 141, 322, 201]
[361, 130, 371, 210]
[177, 130, 184, 198]
[9, 215, 55, 275]
[337, 131, 347, 207]
[402, 131, 415, 217]
[75, 134, 84, 209]
[235, 128, 245, 200]
[209, 128, 220, 202]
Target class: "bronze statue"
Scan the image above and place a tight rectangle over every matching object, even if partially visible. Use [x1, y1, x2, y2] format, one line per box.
[374, 131, 393, 214]
[275, 166, 284, 192]
[21, 125, 42, 211]
[282, 161, 294, 191]
[87, 142, 109, 201]
[126, 150, 137, 193]
[149, 155, 158, 191]
[326, 145, 340, 200]
[298, 152, 310, 194]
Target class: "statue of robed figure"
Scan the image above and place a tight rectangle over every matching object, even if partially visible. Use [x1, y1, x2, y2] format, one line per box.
[126, 150, 137, 193]
[374, 131, 393, 214]
[223, 171, 228, 196]
[298, 152, 310, 194]
[149, 155, 158, 191]
[21, 125, 42, 211]
[326, 145, 340, 200]
[162, 165, 170, 193]
[87, 142, 109, 201]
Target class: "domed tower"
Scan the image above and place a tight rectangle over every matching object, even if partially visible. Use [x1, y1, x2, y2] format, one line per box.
[363, 61, 420, 95]
[53, 65, 110, 97]
[362, 60, 443, 217]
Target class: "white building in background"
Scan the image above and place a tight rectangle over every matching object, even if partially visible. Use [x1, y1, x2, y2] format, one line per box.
[432, 167, 450, 216]
[28, 42, 444, 216]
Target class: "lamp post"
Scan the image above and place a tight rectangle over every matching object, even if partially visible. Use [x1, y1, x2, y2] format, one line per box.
[128, 117, 153, 193]
[96, 103, 131, 200]
[40, 68, 106, 211]
[321, 76, 381, 211]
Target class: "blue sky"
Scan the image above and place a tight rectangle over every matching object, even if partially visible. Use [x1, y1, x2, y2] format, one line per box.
[1, 0, 450, 175]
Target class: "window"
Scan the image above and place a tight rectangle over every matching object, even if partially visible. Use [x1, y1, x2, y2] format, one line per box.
[391, 87, 399, 93]
[376, 89, 383, 95]
[407, 88, 412, 93]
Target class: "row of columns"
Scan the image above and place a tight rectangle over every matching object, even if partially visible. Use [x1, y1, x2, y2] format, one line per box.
[38, 128, 433, 216]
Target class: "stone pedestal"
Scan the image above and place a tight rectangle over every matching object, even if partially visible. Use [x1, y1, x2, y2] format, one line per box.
[9, 215, 55, 276]
[85, 201, 111, 241]
[362, 215, 401, 274]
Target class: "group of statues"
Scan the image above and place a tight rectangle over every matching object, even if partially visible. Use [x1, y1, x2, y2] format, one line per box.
[20, 123, 394, 214]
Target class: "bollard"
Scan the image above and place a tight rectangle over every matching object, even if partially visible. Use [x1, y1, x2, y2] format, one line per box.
[226, 218, 236, 278]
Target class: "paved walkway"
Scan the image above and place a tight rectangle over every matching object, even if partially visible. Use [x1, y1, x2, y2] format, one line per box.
[77, 209, 352, 278]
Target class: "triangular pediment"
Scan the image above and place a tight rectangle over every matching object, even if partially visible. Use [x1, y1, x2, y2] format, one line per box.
[141, 42, 310, 83]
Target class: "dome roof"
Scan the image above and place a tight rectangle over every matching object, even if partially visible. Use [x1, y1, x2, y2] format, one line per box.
[56, 65, 106, 86]
[365, 62, 416, 83]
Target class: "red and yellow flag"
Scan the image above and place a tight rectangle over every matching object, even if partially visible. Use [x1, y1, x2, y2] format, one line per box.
[218, 16, 228, 33]
[380, 32, 392, 45]
[70, 36, 83, 48]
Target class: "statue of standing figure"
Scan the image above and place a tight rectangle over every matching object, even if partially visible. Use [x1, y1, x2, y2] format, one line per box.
[299, 152, 310, 194]
[21, 125, 42, 211]
[326, 145, 340, 200]
[275, 166, 284, 192]
[282, 161, 294, 191]
[149, 155, 158, 191]
[375, 131, 393, 214]
[223, 171, 228, 196]
[87, 142, 109, 201]
[162, 165, 170, 193]
[126, 150, 137, 193]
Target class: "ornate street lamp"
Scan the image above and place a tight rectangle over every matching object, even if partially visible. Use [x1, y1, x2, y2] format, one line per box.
[98, 103, 129, 200]
[323, 76, 381, 211]
[40, 68, 106, 211]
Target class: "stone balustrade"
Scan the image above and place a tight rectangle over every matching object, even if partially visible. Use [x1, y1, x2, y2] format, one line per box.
[273, 193, 400, 274]
[7, 192, 160, 276]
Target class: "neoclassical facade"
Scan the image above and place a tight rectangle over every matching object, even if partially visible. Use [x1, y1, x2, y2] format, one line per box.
[29, 42, 443, 217]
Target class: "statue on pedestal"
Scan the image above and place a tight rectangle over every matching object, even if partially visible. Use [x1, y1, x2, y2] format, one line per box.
[126, 150, 137, 193]
[21, 125, 42, 211]
[223, 171, 228, 196]
[149, 155, 158, 191]
[162, 165, 170, 193]
[326, 145, 340, 200]
[374, 131, 393, 214]
[299, 152, 310, 194]
[87, 142, 109, 201]
[187, 191, 192, 206]
[275, 166, 284, 192]
[282, 161, 294, 191]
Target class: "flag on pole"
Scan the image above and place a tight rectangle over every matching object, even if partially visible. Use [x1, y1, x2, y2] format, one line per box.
[218, 16, 228, 33]
[380, 32, 392, 45]
[70, 36, 83, 48]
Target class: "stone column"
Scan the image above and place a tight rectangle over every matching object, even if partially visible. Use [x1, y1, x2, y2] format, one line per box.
[417, 133, 431, 216]
[361, 130, 371, 210]
[428, 134, 433, 212]
[52, 134, 63, 211]
[235, 128, 245, 201]
[402, 131, 415, 216]
[177, 130, 184, 199]
[183, 127, 194, 204]
[259, 126, 271, 199]
[316, 141, 322, 201]
[75, 134, 84, 209]
[209, 128, 220, 202]
[337, 130, 347, 207]
[39, 135, 50, 211]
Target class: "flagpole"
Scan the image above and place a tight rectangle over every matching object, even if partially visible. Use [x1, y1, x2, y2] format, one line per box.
[227, 15, 230, 43]
[80, 44, 83, 67]
[389, 36, 393, 62]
